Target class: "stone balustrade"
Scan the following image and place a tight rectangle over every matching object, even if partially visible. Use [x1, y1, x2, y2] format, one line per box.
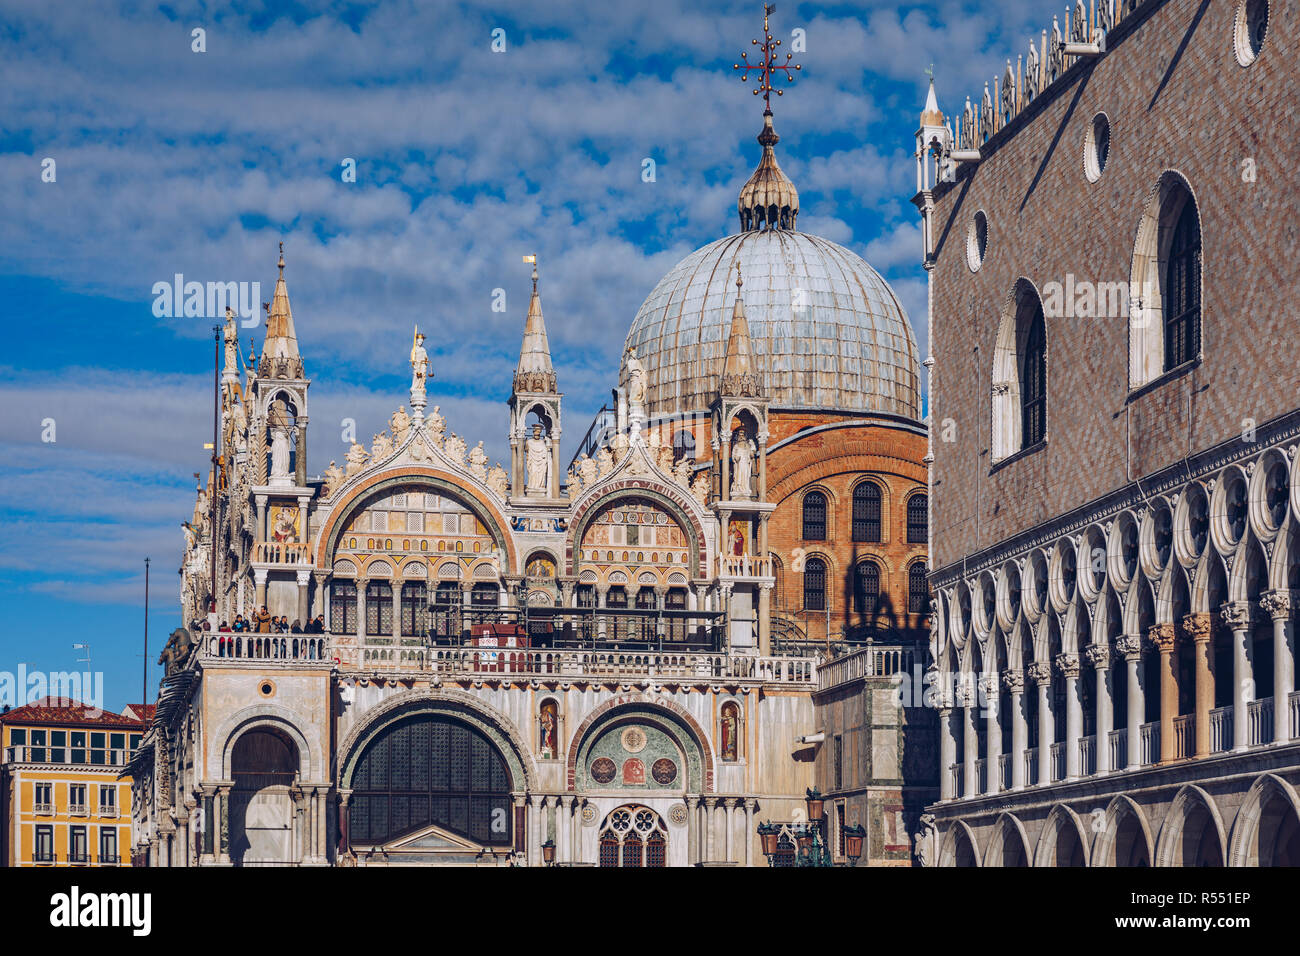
[253, 541, 312, 565]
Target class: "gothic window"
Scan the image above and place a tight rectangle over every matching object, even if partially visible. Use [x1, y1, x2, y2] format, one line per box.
[909, 562, 930, 614]
[906, 494, 928, 544]
[597, 805, 668, 868]
[606, 587, 628, 609]
[400, 582, 427, 637]
[1021, 300, 1047, 448]
[992, 280, 1048, 461]
[852, 482, 882, 542]
[365, 581, 393, 635]
[331, 580, 357, 635]
[348, 715, 513, 848]
[804, 557, 827, 612]
[1164, 199, 1202, 371]
[853, 561, 881, 615]
[802, 491, 827, 541]
[1131, 175, 1203, 388]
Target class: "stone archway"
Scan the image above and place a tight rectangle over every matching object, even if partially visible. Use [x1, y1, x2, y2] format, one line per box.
[938, 820, 981, 867]
[1034, 804, 1090, 867]
[1155, 786, 1226, 867]
[1091, 795, 1154, 867]
[983, 812, 1030, 867]
[1228, 773, 1300, 866]
[228, 726, 299, 867]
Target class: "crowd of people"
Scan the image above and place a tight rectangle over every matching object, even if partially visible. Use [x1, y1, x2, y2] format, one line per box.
[206, 609, 326, 634]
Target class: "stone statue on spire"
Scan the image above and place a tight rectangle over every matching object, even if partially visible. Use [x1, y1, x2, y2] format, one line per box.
[409, 326, 430, 418]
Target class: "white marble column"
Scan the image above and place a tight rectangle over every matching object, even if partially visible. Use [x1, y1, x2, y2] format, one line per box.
[743, 799, 755, 867]
[961, 683, 977, 799]
[1263, 591, 1294, 744]
[980, 675, 1000, 794]
[938, 705, 955, 800]
[557, 795, 571, 864]
[1118, 634, 1143, 767]
[723, 799, 735, 863]
[686, 796, 699, 865]
[703, 797, 716, 862]
[1028, 662, 1052, 784]
[1004, 670, 1026, 790]
[1059, 653, 1081, 779]
[1222, 603, 1253, 751]
[1087, 645, 1112, 774]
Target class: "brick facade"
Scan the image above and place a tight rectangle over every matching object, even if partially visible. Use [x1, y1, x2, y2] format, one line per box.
[927, 0, 1298, 574]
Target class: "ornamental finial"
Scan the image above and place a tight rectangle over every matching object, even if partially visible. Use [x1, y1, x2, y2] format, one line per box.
[734, 3, 801, 113]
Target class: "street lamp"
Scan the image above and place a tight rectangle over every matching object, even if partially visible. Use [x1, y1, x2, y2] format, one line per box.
[541, 839, 556, 866]
[755, 787, 849, 868]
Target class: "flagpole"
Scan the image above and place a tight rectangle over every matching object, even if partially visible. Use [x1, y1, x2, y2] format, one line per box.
[143, 557, 150, 705]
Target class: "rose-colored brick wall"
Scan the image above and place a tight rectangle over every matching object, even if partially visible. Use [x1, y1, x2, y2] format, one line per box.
[928, 0, 1297, 573]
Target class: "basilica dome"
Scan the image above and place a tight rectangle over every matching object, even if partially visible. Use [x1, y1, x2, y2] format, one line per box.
[624, 112, 921, 420]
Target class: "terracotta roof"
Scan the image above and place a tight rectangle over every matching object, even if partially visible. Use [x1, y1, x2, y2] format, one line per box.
[0, 698, 144, 728]
[122, 704, 157, 723]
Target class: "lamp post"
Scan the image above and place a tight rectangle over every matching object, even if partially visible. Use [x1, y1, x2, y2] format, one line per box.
[541, 839, 556, 867]
[756, 788, 865, 867]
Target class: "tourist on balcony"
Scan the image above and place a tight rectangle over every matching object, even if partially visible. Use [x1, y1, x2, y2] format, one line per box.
[312, 615, 325, 633]
[290, 619, 302, 633]
[253, 606, 272, 632]
[219, 621, 231, 632]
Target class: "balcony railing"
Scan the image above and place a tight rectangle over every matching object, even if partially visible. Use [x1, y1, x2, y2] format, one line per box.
[1249, 698, 1273, 747]
[717, 554, 772, 578]
[1025, 748, 1038, 786]
[100, 854, 121, 865]
[1210, 706, 1232, 754]
[33, 802, 53, 815]
[948, 763, 962, 797]
[69, 803, 88, 817]
[998, 752, 1011, 791]
[4, 746, 132, 767]
[1292, 691, 1300, 740]
[1172, 714, 1193, 760]
[355, 646, 818, 686]
[1049, 742, 1065, 783]
[974, 757, 987, 794]
[1109, 729, 1127, 770]
[1079, 735, 1096, 777]
[98, 805, 119, 819]
[815, 643, 919, 690]
[206, 633, 327, 662]
[253, 541, 312, 565]
[1140, 721, 1160, 766]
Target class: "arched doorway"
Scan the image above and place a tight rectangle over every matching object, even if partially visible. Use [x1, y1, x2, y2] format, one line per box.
[598, 805, 668, 867]
[229, 728, 298, 866]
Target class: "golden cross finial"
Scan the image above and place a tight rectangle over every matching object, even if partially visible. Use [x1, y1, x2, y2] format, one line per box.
[734, 3, 800, 112]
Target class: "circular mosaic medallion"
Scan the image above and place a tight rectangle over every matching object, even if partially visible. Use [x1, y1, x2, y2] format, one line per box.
[590, 757, 617, 785]
[668, 804, 688, 827]
[581, 805, 597, 826]
[621, 726, 647, 754]
[651, 758, 678, 785]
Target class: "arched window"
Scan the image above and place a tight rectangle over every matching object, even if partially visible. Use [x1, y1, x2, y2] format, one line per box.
[909, 562, 930, 614]
[365, 580, 393, 635]
[598, 806, 668, 868]
[802, 491, 827, 541]
[400, 582, 426, 637]
[348, 715, 513, 848]
[330, 580, 357, 635]
[992, 281, 1048, 461]
[1164, 198, 1202, 370]
[853, 561, 881, 615]
[1021, 299, 1047, 448]
[1130, 175, 1202, 387]
[906, 494, 928, 544]
[804, 557, 827, 611]
[852, 483, 882, 542]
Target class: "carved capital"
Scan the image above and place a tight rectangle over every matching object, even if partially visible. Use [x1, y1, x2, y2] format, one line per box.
[1260, 590, 1293, 621]
[978, 675, 1000, 700]
[1181, 612, 1213, 644]
[1055, 653, 1080, 679]
[1147, 623, 1176, 651]
[1084, 644, 1110, 669]
[1219, 601, 1252, 630]
[1001, 669, 1024, 693]
[1115, 634, 1143, 658]
[1027, 662, 1052, 685]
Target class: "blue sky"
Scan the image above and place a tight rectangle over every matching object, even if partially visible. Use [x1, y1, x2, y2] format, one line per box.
[0, 0, 1052, 710]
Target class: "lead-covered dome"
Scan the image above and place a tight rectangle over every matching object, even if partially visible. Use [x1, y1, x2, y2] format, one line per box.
[624, 111, 921, 420]
[625, 229, 921, 419]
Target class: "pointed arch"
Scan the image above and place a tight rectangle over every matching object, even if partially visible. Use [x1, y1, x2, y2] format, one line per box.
[938, 820, 982, 867]
[1227, 773, 1300, 867]
[991, 278, 1048, 462]
[1155, 785, 1226, 867]
[1034, 804, 1091, 867]
[1091, 794, 1155, 867]
[983, 812, 1031, 867]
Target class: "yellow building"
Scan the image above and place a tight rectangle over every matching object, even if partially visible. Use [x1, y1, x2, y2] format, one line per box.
[0, 698, 145, 867]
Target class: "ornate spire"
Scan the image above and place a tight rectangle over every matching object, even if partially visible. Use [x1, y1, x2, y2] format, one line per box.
[720, 263, 760, 397]
[734, 6, 801, 232]
[920, 73, 945, 127]
[260, 243, 304, 379]
[514, 255, 557, 394]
